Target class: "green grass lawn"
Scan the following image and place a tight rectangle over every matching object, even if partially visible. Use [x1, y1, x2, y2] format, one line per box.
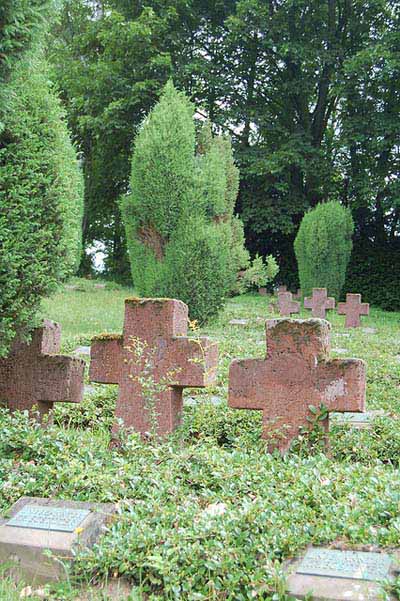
[1, 280, 399, 600]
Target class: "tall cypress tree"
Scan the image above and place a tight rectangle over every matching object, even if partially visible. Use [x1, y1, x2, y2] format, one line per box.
[0, 53, 84, 355]
[122, 82, 248, 323]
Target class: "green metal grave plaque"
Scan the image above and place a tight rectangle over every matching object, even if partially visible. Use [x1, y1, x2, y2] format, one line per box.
[6, 505, 90, 533]
[297, 548, 392, 581]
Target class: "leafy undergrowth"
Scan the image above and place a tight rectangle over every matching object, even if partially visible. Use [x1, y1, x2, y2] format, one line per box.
[0, 286, 399, 599]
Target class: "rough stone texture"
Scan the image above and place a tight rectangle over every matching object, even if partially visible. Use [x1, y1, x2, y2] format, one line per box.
[0, 321, 85, 419]
[277, 291, 300, 317]
[90, 298, 218, 438]
[304, 288, 335, 319]
[274, 285, 287, 296]
[228, 319, 366, 453]
[338, 294, 369, 328]
[287, 546, 399, 600]
[0, 497, 115, 584]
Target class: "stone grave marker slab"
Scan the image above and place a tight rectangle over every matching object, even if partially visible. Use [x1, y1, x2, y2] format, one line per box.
[229, 319, 249, 326]
[330, 409, 386, 429]
[0, 497, 115, 584]
[84, 384, 97, 396]
[7, 505, 90, 532]
[296, 548, 391, 581]
[73, 346, 91, 356]
[287, 547, 398, 600]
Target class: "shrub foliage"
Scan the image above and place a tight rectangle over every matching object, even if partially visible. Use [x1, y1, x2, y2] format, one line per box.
[294, 201, 354, 299]
[122, 82, 249, 323]
[0, 54, 84, 356]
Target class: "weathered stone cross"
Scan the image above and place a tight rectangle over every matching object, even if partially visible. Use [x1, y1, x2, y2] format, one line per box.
[338, 293, 370, 328]
[277, 291, 300, 317]
[0, 320, 85, 419]
[89, 298, 218, 438]
[304, 288, 335, 319]
[228, 319, 366, 453]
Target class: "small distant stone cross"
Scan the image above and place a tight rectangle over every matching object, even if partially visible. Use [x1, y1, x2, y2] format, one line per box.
[0, 321, 85, 419]
[228, 319, 366, 453]
[338, 294, 369, 328]
[304, 288, 335, 319]
[89, 298, 218, 438]
[277, 291, 300, 317]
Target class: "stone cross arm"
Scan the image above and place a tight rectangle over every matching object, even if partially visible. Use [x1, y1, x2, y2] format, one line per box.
[90, 334, 217, 388]
[315, 358, 366, 412]
[159, 337, 218, 387]
[229, 356, 365, 415]
[33, 355, 85, 404]
[89, 335, 124, 384]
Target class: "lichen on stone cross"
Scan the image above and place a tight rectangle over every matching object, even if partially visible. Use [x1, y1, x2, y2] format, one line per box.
[89, 298, 218, 438]
[338, 293, 370, 328]
[304, 288, 335, 319]
[277, 291, 300, 317]
[0, 320, 85, 419]
[228, 318, 366, 453]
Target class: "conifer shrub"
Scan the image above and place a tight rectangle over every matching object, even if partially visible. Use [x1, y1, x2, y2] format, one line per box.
[0, 0, 51, 84]
[161, 218, 231, 323]
[122, 82, 249, 323]
[294, 201, 354, 299]
[0, 55, 84, 356]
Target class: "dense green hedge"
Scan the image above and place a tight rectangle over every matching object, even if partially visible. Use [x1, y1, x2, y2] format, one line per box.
[122, 82, 248, 323]
[0, 54, 84, 356]
[294, 201, 354, 298]
[345, 240, 400, 311]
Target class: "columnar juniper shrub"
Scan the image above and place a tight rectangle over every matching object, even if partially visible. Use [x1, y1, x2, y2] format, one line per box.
[0, 54, 84, 356]
[121, 82, 249, 323]
[294, 201, 354, 298]
[0, 0, 51, 84]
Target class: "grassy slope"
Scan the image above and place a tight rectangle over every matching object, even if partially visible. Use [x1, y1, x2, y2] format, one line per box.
[0, 280, 399, 600]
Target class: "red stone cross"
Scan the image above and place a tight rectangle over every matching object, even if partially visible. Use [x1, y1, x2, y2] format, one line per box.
[338, 293, 369, 328]
[304, 288, 335, 319]
[89, 298, 218, 438]
[278, 291, 300, 317]
[0, 320, 85, 419]
[228, 319, 366, 453]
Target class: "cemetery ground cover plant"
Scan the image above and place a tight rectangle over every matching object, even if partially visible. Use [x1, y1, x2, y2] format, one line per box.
[0, 282, 399, 599]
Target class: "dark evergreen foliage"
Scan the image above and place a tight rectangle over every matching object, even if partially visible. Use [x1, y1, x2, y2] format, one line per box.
[294, 201, 354, 299]
[0, 55, 84, 355]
